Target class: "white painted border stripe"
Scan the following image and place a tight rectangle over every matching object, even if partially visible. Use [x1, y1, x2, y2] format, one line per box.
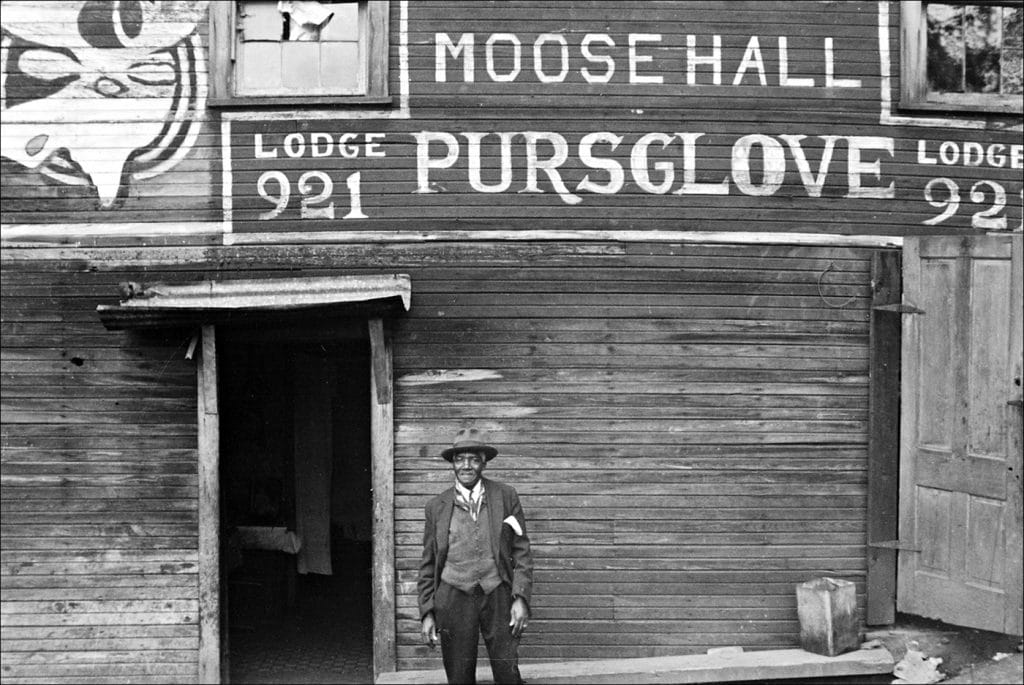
[0, 227, 902, 248]
[221, 119, 233, 241]
[398, 0, 409, 114]
[0, 222, 226, 241]
[223, 0, 410, 122]
[221, 230, 903, 248]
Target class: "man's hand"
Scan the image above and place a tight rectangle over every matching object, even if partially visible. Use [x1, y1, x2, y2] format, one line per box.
[421, 614, 439, 648]
[509, 597, 529, 638]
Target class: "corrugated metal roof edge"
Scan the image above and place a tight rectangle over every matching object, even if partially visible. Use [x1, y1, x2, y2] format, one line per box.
[96, 274, 411, 330]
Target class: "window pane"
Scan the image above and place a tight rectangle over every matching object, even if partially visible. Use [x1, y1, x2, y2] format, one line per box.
[321, 2, 360, 42]
[281, 41, 322, 90]
[1003, 6, 1023, 94]
[964, 4, 1001, 92]
[241, 1, 284, 42]
[321, 42, 361, 91]
[239, 42, 283, 92]
[927, 3, 965, 92]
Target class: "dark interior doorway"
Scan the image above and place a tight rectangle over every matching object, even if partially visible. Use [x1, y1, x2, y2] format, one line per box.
[218, 320, 373, 684]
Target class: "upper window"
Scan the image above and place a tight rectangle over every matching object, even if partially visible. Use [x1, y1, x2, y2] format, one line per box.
[901, 1, 1022, 113]
[209, 1, 389, 106]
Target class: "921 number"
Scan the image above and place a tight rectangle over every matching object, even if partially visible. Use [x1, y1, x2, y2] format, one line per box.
[256, 170, 367, 221]
[923, 178, 1020, 230]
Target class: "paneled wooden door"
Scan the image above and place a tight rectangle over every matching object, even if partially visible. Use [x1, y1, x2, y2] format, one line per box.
[898, 235, 1023, 635]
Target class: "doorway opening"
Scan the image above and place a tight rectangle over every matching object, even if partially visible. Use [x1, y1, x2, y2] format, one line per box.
[218, 321, 373, 684]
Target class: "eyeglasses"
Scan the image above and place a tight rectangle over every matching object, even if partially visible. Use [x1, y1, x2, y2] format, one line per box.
[452, 454, 484, 466]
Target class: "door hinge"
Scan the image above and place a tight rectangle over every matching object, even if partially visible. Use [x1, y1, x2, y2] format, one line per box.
[872, 303, 925, 315]
[868, 539, 920, 552]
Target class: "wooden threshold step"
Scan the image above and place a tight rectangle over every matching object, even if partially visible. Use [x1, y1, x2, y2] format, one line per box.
[376, 646, 895, 684]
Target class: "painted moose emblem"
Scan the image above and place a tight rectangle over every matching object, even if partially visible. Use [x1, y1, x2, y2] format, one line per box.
[1, 1, 207, 208]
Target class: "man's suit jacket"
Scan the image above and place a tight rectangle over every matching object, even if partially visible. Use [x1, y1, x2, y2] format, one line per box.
[417, 477, 534, 619]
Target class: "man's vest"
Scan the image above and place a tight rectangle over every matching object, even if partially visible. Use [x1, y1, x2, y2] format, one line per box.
[441, 500, 503, 594]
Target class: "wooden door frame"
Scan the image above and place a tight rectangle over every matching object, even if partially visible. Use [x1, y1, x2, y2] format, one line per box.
[866, 250, 902, 625]
[197, 324, 221, 683]
[195, 317, 398, 683]
[1006, 234, 1023, 636]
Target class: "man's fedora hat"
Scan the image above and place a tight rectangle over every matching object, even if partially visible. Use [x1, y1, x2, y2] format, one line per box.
[442, 427, 498, 462]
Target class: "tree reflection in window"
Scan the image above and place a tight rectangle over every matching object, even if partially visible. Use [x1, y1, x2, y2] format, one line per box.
[926, 3, 1023, 95]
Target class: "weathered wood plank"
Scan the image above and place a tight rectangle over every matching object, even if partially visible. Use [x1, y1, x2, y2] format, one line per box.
[0, 637, 199, 651]
[0, 613, 197, 627]
[0, 625, 198, 640]
[379, 647, 893, 685]
[195, 324, 219, 685]
[370, 317, 398, 678]
[866, 250, 901, 625]
[1, 600, 199, 615]
[1, 586, 199, 601]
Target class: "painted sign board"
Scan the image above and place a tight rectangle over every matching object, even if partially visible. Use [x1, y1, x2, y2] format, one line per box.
[225, 123, 1023, 235]
[1, 1, 1021, 238]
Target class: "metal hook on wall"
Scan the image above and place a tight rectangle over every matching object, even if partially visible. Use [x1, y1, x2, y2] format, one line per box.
[817, 261, 858, 309]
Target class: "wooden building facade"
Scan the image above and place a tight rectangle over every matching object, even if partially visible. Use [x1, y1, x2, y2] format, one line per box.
[1, 1, 1021, 683]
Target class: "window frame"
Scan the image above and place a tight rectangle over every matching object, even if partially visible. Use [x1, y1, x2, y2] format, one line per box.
[900, 0, 1023, 114]
[208, 0, 390, 107]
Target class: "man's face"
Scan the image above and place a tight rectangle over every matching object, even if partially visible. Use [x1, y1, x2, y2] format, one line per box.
[451, 451, 486, 489]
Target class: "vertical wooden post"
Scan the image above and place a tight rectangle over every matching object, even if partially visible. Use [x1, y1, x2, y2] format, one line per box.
[866, 251, 901, 625]
[1005, 234, 1023, 636]
[369, 318, 396, 679]
[197, 325, 222, 682]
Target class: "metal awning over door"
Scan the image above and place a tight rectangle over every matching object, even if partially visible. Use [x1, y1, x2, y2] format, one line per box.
[96, 274, 411, 330]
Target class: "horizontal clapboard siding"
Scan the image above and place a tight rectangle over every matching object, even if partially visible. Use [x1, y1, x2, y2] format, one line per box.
[385, 241, 872, 668]
[2, 251, 200, 683]
[2, 240, 874, 678]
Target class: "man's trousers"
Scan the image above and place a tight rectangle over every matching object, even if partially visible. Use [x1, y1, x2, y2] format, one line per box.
[435, 581, 522, 685]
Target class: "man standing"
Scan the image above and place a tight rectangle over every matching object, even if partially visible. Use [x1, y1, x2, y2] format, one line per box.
[417, 427, 534, 685]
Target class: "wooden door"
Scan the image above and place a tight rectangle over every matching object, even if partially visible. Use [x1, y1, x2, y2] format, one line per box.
[898, 235, 1023, 635]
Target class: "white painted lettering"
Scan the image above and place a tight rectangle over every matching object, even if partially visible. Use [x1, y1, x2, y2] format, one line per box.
[674, 132, 729, 195]
[733, 36, 767, 86]
[917, 140, 938, 165]
[732, 134, 786, 196]
[778, 37, 815, 87]
[414, 131, 460, 193]
[486, 34, 522, 82]
[338, 133, 359, 159]
[283, 133, 305, 158]
[939, 141, 960, 165]
[780, 134, 839, 198]
[846, 136, 895, 199]
[631, 132, 675, 194]
[534, 34, 569, 83]
[917, 140, 1018, 169]
[254, 134, 278, 159]
[687, 35, 721, 85]
[436, 33, 474, 82]
[521, 131, 581, 204]
[463, 132, 515, 193]
[963, 141, 984, 166]
[581, 34, 615, 84]
[629, 34, 663, 84]
[824, 38, 861, 88]
[364, 133, 386, 158]
[577, 131, 625, 194]
[310, 132, 332, 157]
[987, 144, 1007, 167]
